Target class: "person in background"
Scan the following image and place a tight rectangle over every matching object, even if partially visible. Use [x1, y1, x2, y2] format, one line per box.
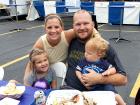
[24, 13, 75, 85]
[65, 9, 127, 91]
[25, 48, 57, 90]
[76, 37, 126, 105]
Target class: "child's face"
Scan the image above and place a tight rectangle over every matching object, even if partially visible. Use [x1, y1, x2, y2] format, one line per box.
[34, 54, 49, 73]
[85, 43, 100, 62]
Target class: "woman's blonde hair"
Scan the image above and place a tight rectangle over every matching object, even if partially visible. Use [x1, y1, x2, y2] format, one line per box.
[45, 13, 64, 29]
[29, 48, 48, 63]
[86, 37, 109, 58]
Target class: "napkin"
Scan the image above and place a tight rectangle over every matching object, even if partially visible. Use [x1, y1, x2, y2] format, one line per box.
[0, 97, 20, 105]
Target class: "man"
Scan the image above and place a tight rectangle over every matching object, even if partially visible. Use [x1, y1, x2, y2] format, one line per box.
[65, 10, 127, 91]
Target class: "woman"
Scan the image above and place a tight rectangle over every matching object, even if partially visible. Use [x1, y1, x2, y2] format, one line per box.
[24, 14, 75, 85]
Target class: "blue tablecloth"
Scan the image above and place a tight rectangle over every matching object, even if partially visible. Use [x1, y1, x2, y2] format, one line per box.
[0, 80, 52, 105]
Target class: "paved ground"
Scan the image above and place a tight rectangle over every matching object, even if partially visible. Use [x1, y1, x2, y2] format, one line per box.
[0, 17, 140, 105]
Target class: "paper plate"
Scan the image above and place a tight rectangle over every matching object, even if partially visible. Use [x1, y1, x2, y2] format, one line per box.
[0, 97, 20, 105]
[0, 86, 25, 99]
[46, 90, 117, 105]
[82, 91, 117, 105]
[46, 90, 83, 105]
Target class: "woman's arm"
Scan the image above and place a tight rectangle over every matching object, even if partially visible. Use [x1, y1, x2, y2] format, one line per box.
[64, 29, 76, 44]
[33, 38, 44, 49]
[24, 61, 32, 84]
[93, 28, 101, 38]
[51, 80, 57, 89]
[24, 80, 31, 86]
[23, 72, 32, 86]
[64, 28, 101, 44]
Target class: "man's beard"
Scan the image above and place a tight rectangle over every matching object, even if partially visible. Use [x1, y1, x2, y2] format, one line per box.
[77, 34, 92, 42]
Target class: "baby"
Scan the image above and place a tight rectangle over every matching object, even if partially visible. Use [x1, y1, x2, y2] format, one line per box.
[76, 37, 126, 105]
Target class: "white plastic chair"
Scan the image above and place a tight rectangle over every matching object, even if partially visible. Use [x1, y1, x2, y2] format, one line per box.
[50, 62, 67, 88]
[0, 67, 4, 80]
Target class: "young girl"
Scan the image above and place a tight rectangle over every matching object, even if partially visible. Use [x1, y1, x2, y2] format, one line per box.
[26, 48, 57, 90]
[76, 37, 126, 105]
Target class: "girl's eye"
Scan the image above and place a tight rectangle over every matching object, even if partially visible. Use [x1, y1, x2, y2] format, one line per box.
[54, 26, 60, 29]
[35, 62, 41, 65]
[47, 27, 52, 29]
[44, 59, 48, 62]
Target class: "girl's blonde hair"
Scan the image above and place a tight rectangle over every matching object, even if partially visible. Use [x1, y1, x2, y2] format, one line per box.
[29, 48, 48, 63]
[45, 13, 64, 29]
[86, 37, 109, 58]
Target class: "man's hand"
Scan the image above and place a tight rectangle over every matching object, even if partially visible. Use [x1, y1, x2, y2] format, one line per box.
[75, 70, 87, 87]
[81, 69, 127, 86]
[81, 69, 102, 87]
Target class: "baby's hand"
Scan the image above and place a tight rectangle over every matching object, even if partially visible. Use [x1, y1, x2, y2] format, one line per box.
[102, 71, 110, 76]
[102, 67, 116, 76]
